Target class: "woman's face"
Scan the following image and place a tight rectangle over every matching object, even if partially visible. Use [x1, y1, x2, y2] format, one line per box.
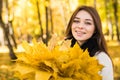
[71, 10, 95, 45]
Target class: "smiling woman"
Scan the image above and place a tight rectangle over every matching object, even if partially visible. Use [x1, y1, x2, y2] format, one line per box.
[71, 10, 95, 45]
[65, 5, 114, 80]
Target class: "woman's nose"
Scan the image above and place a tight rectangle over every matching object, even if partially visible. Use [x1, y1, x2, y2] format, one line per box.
[78, 23, 84, 29]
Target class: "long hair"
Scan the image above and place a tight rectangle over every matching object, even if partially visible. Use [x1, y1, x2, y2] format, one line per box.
[65, 5, 108, 54]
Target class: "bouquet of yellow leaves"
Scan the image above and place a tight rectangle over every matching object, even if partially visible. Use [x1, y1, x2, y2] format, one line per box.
[13, 37, 103, 80]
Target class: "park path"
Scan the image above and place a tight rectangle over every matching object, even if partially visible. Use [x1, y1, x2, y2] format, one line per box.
[0, 45, 24, 66]
[0, 46, 10, 66]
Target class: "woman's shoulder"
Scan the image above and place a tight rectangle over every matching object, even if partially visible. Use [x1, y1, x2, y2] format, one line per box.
[95, 51, 113, 67]
[95, 51, 114, 80]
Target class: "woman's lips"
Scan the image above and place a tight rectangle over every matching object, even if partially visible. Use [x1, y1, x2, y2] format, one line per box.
[75, 30, 86, 35]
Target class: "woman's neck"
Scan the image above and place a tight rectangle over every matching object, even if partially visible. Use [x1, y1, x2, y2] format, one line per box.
[77, 40, 86, 46]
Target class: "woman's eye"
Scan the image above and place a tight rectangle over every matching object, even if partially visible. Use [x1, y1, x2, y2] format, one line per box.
[73, 20, 79, 23]
[85, 22, 92, 25]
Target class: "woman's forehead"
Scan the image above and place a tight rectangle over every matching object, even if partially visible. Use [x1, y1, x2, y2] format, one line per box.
[74, 10, 93, 21]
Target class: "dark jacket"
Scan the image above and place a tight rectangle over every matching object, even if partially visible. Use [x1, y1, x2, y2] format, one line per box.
[70, 38, 99, 57]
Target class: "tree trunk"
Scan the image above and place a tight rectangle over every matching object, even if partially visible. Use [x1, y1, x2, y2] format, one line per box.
[8, 20, 17, 48]
[49, 8, 53, 34]
[104, 0, 113, 40]
[94, 0, 96, 8]
[0, 0, 17, 60]
[36, 0, 43, 39]
[113, 0, 120, 41]
[45, 6, 49, 45]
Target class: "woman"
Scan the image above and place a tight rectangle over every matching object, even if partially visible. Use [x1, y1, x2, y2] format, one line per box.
[65, 6, 114, 80]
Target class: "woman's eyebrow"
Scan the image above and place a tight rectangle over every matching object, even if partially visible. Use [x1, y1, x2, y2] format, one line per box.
[74, 17, 93, 21]
[85, 19, 93, 21]
[74, 17, 80, 19]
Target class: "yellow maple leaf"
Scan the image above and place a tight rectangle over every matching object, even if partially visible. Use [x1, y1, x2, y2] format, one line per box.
[14, 38, 103, 80]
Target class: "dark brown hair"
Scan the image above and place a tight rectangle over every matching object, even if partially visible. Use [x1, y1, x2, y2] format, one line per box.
[65, 5, 108, 54]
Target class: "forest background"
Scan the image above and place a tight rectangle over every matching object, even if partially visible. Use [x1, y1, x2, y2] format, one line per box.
[0, 0, 120, 80]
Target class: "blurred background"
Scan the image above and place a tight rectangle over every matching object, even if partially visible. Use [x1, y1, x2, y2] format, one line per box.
[0, 0, 120, 80]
